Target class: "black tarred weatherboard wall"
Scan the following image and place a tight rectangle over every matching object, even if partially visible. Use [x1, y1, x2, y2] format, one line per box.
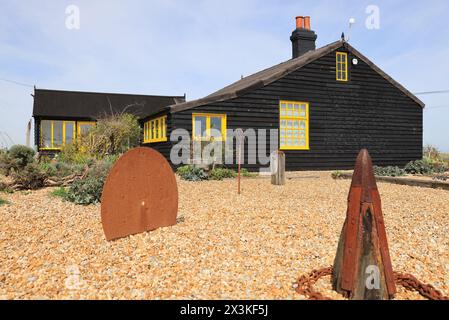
[148, 45, 423, 171]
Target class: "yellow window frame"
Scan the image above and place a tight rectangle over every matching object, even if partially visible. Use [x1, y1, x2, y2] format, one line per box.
[279, 100, 309, 150]
[192, 113, 227, 141]
[77, 121, 96, 137]
[40, 120, 76, 150]
[336, 52, 348, 81]
[144, 115, 167, 143]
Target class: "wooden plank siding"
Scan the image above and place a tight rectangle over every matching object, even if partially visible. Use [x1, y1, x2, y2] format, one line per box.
[167, 45, 422, 171]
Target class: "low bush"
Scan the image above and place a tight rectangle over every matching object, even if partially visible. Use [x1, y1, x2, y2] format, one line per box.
[8, 145, 35, 168]
[176, 165, 208, 181]
[240, 168, 256, 177]
[331, 170, 343, 179]
[209, 168, 237, 180]
[49, 187, 68, 199]
[0, 197, 8, 206]
[404, 158, 445, 175]
[65, 158, 115, 205]
[373, 166, 406, 177]
[10, 163, 47, 190]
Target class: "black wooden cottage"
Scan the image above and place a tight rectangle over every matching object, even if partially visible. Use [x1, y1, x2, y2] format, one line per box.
[32, 89, 184, 154]
[33, 17, 424, 170]
[141, 17, 424, 170]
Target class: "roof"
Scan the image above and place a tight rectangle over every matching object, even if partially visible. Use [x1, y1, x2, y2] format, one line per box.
[32, 89, 185, 119]
[170, 40, 424, 113]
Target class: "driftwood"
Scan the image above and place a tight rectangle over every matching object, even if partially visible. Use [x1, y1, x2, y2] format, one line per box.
[5, 166, 89, 191]
[332, 149, 396, 300]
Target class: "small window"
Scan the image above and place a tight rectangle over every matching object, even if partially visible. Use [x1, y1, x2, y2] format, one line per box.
[336, 52, 348, 81]
[77, 121, 95, 137]
[144, 115, 167, 143]
[192, 113, 226, 141]
[279, 101, 309, 150]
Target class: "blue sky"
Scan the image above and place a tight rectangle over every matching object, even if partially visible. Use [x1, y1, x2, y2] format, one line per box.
[1, 0, 448, 151]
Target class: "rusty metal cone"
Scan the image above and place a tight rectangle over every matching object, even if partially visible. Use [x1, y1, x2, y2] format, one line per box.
[332, 149, 396, 300]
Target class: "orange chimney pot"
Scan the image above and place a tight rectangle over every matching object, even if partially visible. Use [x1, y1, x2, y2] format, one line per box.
[295, 16, 304, 29]
[304, 16, 311, 30]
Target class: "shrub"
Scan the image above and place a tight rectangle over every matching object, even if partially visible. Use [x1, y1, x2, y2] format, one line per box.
[209, 168, 237, 180]
[176, 165, 208, 181]
[10, 163, 47, 190]
[0, 181, 13, 193]
[373, 166, 406, 177]
[8, 145, 35, 168]
[65, 158, 115, 205]
[87, 113, 141, 156]
[240, 168, 256, 177]
[0, 197, 8, 206]
[404, 158, 445, 175]
[331, 170, 343, 179]
[49, 187, 68, 199]
[59, 141, 94, 165]
[423, 145, 441, 160]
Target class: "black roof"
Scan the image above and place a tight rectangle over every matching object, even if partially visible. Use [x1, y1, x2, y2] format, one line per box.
[170, 40, 424, 113]
[32, 88, 185, 119]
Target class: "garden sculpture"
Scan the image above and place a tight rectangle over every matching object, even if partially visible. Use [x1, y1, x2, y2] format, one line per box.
[101, 147, 178, 241]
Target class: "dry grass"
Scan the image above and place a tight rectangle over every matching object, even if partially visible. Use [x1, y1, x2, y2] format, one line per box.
[0, 171, 448, 300]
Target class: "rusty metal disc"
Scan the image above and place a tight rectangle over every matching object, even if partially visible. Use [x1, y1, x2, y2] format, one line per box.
[101, 147, 178, 241]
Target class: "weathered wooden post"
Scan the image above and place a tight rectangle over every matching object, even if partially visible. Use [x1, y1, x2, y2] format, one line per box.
[332, 149, 396, 300]
[270, 150, 285, 185]
[236, 128, 245, 194]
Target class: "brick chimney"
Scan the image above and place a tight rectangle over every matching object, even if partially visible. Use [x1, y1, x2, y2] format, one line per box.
[290, 16, 317, 59]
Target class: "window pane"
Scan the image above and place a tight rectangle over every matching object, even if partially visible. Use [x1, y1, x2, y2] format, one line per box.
[194, 116, 206, 138]
[79, 123, 93, 136]
[52, 121, 63, 147]
[155, 119, 159, 139]
[65, 122, 74, 144]
[41, 120, 52, 148]
[210, 116, 222, 139]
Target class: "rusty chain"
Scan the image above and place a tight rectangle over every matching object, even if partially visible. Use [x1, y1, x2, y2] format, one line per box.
[394, 272, 449, 300]
[295, 266, 449, 300]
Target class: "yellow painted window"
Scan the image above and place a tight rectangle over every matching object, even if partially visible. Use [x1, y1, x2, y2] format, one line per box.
[192, 113, 227, 141]
[279, 101, 309, 150]
[144, 115, 167, 143]
[40, 120, 76, 150]
[336, 52, 348, 81]
[77, 121, 96, 137]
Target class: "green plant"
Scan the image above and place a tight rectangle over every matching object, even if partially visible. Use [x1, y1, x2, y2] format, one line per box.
[65, 158, 115, 205]
[87, 113, 141, 156]
[373, 166, 406, 177]
[176, 165, 208, 181]
[10, 163, 47, 190]
[49, 187, 68, 199]
[240, 168, 256, 177]
[331, 170, 343, 179]
[59, 141, 95, 165]
[209, 168, 237, 180]
[8, 145, 35, 168]
[404, 158, 447, 175]
[0, 197, 9, 206]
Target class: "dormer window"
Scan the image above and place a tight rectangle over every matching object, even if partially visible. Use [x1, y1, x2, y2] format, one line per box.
[336, 52, 348, 81]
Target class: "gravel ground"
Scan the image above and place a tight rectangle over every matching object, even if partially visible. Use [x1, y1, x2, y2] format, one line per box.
[0, 171, 448, 300]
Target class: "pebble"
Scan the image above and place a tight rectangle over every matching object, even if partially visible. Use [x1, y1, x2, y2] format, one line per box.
[0, 172, 448, 299]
